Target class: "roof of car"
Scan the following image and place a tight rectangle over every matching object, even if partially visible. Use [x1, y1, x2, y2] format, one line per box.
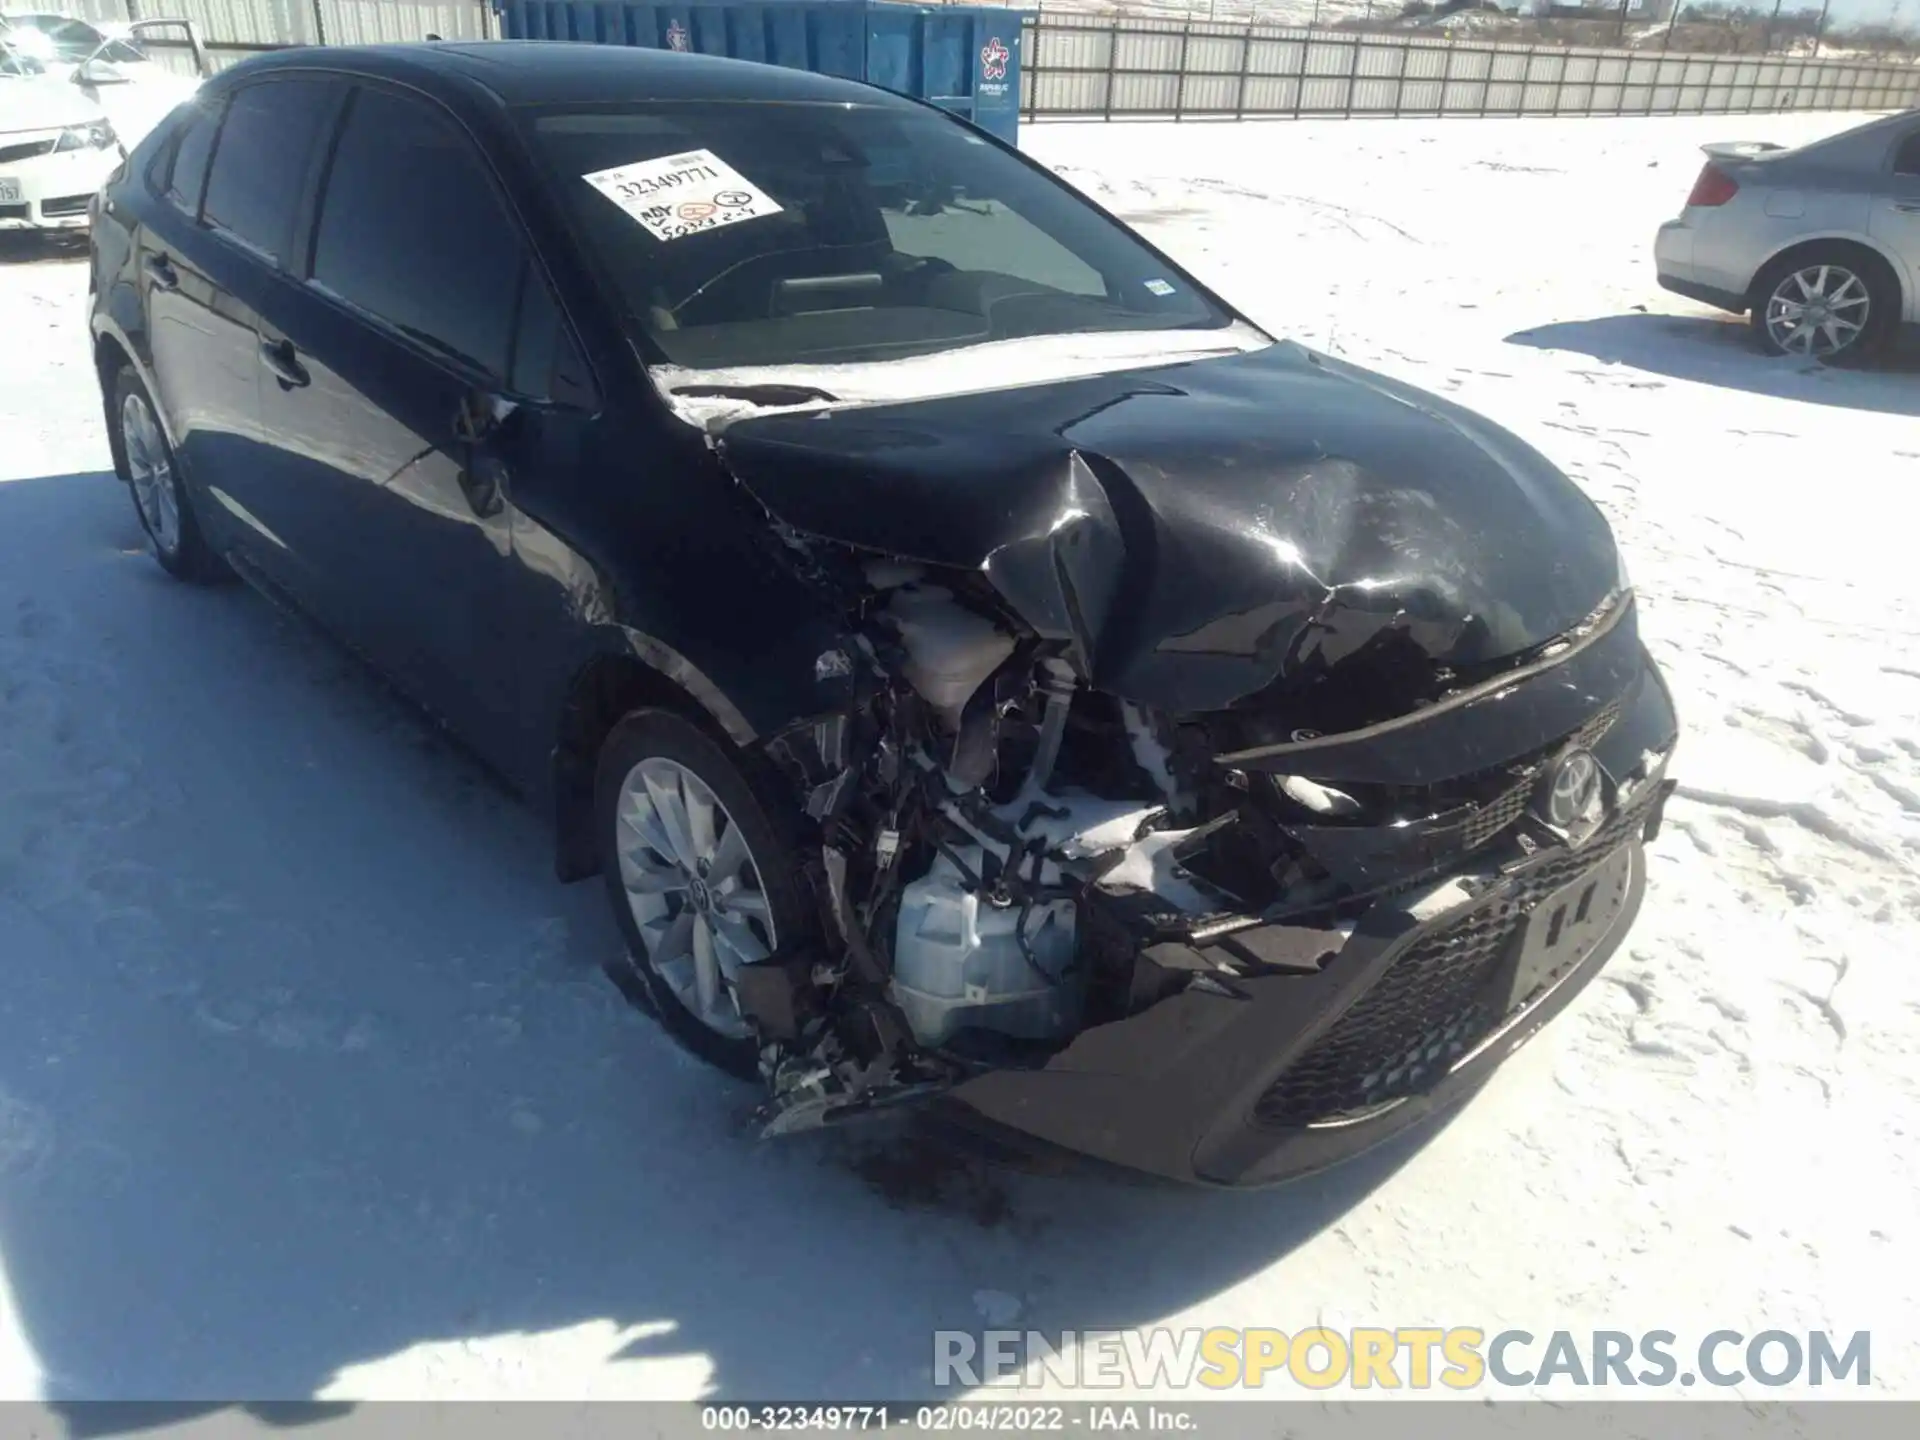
[221, 40, 912, 111]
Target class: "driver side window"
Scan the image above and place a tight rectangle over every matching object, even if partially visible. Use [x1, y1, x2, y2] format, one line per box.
[311, 86, 529, 384]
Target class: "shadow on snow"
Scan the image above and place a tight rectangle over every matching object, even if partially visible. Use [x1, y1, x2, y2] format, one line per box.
[1506, 311, 1920, 417]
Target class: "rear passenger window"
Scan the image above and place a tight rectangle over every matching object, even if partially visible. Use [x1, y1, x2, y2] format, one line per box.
[202, 78, 335, 262]
[163, 99, 219, 214]
[1895, 131, 1920, 179]
[310, 87, 526, 381]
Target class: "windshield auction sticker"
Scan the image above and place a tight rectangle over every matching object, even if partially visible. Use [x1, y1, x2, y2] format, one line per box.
[582, 148, 783, 242]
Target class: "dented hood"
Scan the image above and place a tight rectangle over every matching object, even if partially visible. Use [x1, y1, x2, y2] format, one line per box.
[718, 341, 1622, 714]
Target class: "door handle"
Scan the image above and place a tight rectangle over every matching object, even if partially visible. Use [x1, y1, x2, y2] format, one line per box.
[258, 337, 310, 391]
[143, 253, 179, 292]
[458, 448, 508, 520]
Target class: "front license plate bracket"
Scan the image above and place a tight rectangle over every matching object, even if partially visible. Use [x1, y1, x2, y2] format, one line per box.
[1498, 844, 1636, 1014]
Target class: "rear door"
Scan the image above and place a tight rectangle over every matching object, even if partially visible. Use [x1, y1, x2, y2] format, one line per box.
[144, 74, 341, 583]
[1869, 123, 1920, 325]
[249, 82, 562, 772]
[135, 91, 259, 509]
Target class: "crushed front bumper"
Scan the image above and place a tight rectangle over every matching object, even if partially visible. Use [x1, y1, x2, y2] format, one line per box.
[943, 783, 1667, 1187]
[941, 635, 1680, 1189]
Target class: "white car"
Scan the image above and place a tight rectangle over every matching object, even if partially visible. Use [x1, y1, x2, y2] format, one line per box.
[0, 16, 205, 233]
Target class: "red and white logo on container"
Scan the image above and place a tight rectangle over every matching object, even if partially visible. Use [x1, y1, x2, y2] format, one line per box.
[666, 20, 690, 51]
[979, 37, 1009, 81]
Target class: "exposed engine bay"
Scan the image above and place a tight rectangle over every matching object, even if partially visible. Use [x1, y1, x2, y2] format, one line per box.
[740, 533, 1666, 1138]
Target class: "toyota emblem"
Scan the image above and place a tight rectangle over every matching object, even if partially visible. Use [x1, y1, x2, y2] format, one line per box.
[1538, 748, 1602, 831]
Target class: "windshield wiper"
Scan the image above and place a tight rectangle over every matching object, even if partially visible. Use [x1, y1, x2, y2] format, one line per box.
[671, 383, 839, 407]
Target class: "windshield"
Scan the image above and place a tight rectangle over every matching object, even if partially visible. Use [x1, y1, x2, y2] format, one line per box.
[2, 15, 145, 65]
[525, 100, 1230, 369]
[0, 38, 45, 77]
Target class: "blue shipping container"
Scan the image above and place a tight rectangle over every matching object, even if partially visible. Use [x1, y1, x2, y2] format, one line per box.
[493, 0, 1025, 144]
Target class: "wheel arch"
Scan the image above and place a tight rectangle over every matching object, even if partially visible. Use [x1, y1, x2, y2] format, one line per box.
[550, 629, 760, 884]
[92, 326, 144, 482]
[1747, 233, 1908, 316]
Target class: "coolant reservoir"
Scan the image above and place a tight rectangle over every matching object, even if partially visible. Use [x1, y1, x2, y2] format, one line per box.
[886, 586, 1015, 731]
[890, 847, 1081, 1047]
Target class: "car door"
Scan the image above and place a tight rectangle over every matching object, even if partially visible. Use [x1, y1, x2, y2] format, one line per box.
[1869, 123, 1920, 326]
[135, 85, 320, 557]
[247, 82, 552, 773]
[143, 75, 340, 585]
[134, 92, 253, 498]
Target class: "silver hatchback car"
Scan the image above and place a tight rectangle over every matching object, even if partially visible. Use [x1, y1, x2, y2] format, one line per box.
[1655, 109, 1920, 362]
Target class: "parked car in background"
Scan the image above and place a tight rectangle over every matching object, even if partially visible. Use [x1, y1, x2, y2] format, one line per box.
[0, 15, 205, 232]
[1655, 109, 1920, 362]
[1, 35, 122, 232]
[88, 43, 1676, 1188]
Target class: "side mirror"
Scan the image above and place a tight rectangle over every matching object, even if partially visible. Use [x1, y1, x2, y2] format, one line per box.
[453, 389, 514, 519]
[75, 58, 130, 87]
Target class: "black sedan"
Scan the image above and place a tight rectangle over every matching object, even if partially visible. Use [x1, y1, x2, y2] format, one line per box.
[86, 41, 1677, 1187]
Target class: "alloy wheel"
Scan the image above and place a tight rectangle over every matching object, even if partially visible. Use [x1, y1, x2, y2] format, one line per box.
[1764, 264, 1871, 358]
[122, 390, 181, 555]
[615, 756, 776, 1040]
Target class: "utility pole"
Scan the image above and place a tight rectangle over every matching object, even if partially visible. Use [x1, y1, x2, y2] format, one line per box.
[1810, 0, 1829, 55]
[1761, 0, 1783, 52]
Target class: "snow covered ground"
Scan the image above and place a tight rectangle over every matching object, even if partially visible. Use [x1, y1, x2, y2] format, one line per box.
[1, 111, 1917, 1406]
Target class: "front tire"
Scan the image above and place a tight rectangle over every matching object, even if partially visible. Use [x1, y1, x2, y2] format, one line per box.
[112, 364, 228, 582]
[1749, 248, 1898, 363]
[595, 708, 813, 1077]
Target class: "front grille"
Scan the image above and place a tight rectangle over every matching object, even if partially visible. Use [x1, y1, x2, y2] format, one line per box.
[1454, 697, 1624, 854]
[0, 138, 54, 165]
[1574, 697, 1624, 752]
[40, 194, 89, 218]
[1460, 773, 1532, 852]
[1253, 787, 1656, 1129]
[0, 203, 27, 222]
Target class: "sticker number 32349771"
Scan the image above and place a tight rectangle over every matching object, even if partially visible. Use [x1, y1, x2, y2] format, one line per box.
[581, 148, 784, 243]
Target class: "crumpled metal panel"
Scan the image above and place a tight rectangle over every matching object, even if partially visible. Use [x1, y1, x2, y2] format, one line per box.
[717, 339, 1622, 725]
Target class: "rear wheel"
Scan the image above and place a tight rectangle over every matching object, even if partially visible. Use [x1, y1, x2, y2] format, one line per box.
[113, 364, 228, 582]
[595, 708, 813, 1077]
[1749, 249, 1898, 363]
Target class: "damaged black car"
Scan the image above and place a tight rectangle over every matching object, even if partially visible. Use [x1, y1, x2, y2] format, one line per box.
[89, 42, 1677, 1187]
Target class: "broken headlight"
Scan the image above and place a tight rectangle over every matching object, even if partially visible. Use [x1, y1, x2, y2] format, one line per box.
[54, 120, 117, 153]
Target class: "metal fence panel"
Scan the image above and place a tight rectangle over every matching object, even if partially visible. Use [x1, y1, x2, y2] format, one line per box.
[323, 0, 491, 44]
[2, 0, 489, 57]
[9, 0, 1918, 123]
[1018, 13, 1920, 120]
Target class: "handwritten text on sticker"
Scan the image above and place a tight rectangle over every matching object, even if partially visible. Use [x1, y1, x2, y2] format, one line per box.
[582, 148, 783, 243]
